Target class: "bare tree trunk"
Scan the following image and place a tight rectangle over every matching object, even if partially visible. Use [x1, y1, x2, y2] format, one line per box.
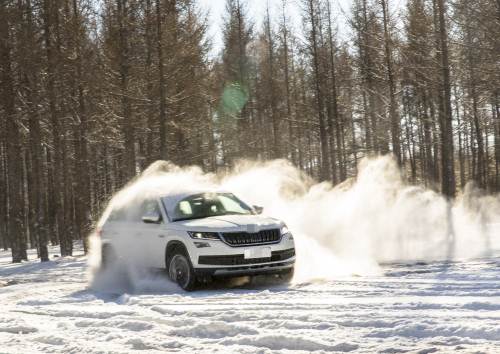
[156, 0, 167, 160]
[0, 142, 7, 251]
[117, 0, 136, 180]
[362, 0, 379, 153]
[380, 0, 402, 165]
[71, 0, 91, 253]
[236, 0, 250, 158]
[144, 0, 155, 164]
[45, 146, 57, 245]
[306, 0, 330, 180]
[22, 0, 49, 261]
[281, 0, 295, 163]
[454, 86, 466, 189]
[467, 54, 485, 188]
[403, 90, 416, 181]
[293, 55, 305, 169]
[471, 89, 485, 188]
[265, 5, 280, 159]
[347, 77, 358, 173]
[421, 92, 435, 184]
[62, 133, 73, 256]
[326, 1, 345, 182]
[493, 92, 500, 191]
[434, 0, 456, 198]
[355, 6, 372, 152]
[43, 0, 67, 253]
[0, 3, 25, 262]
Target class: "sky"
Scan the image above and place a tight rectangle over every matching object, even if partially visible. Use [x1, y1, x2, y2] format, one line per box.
[197, 0, 357, 57]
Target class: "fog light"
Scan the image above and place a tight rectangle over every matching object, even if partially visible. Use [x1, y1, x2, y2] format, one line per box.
[194, 242, 211, 248]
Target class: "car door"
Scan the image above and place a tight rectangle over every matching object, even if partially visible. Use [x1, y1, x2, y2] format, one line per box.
[137, 199, 167, 268]
[104, 206, 137, 263]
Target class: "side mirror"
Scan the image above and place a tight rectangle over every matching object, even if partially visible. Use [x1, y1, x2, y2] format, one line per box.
[253, 205, 264, 214]
[142, 211, 162, 224]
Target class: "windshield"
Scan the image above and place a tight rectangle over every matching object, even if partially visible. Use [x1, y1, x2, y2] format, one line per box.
[169, 193, 254, 221]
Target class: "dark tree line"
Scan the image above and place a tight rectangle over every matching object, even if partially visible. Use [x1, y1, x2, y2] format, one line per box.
[0, 0, 499, 262]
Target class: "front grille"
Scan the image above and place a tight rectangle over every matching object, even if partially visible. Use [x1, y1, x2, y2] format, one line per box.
[198, 248, 295, 266]
[221, 228, 281, 246]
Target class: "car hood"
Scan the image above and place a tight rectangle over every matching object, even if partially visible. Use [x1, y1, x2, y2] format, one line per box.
[169, 214, 283, 232]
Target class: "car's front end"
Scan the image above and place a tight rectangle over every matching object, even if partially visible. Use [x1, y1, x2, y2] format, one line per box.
[185, 223, 295, 279]
[162, 192, 296, 286]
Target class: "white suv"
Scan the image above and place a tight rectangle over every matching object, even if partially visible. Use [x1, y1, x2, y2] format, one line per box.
[99, 191, 295, 290]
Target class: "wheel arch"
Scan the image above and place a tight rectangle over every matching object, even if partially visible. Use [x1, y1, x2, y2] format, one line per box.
[165, 240, 189, 268]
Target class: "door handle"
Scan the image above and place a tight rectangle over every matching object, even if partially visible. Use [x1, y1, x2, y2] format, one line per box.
[158, 234, 165, 238]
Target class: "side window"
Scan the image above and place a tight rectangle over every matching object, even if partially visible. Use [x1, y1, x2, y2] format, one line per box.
[108, 207, 126, 222]
[178, 200, 193, 216]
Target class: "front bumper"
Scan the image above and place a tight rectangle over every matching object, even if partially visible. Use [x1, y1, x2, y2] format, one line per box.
[194, 258, 294, 278]
[189, 236, 295, 278]
[188, 233, 295, 267]
[198, 248, 295, 266]
[185, 231, 295, 278]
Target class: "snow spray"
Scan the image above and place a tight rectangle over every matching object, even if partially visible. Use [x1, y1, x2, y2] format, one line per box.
[88, 156, 500, 288]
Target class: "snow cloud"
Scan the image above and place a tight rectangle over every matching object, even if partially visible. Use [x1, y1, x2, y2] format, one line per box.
[89, 155, 500, 288]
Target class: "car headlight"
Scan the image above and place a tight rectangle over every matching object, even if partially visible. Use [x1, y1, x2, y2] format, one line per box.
[281, 225, 293, 240]
[188, 231, 220, 240]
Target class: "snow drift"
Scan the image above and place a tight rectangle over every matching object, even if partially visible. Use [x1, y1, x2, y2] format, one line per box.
[89, 155, 500, 288]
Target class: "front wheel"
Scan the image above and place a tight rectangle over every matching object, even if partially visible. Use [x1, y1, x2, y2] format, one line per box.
[168, 252, 196, 291]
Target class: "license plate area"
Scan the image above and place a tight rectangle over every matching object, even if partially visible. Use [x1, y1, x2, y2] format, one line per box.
[244, 247, 271, 259]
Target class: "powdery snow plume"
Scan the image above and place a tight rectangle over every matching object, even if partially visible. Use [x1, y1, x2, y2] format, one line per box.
[88, 155, 500, 288]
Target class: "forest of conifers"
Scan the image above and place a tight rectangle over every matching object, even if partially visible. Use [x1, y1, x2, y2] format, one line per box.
[0, 0, 499, 262]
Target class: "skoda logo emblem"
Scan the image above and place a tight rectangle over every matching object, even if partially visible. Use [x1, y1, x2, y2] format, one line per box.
[247, 224, 259, 233]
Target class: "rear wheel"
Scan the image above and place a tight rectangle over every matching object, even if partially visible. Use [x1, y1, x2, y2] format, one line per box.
[168, 251, 196, 291]
[100, 244, 116, 270]
[96, 244, 132, 292]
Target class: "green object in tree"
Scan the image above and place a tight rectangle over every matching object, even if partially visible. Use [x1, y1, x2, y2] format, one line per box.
[221, 82, 249, 116]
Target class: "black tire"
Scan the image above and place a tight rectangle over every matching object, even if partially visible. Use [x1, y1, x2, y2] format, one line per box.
[97, 244, 132, 292]
[167, 249, 197, 291]
[100, 244, 116, 271]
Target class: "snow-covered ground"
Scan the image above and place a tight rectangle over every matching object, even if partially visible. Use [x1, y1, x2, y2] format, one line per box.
[1, 245, 499, 354]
